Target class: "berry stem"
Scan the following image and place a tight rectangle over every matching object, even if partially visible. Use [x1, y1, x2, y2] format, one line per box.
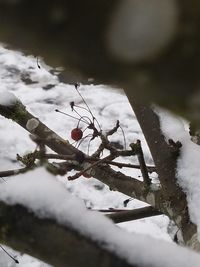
[75, 84, 94, 117]
[74, 84, 102, 131]
[76, 134, 93, 149]
[55, 109, 88, 124]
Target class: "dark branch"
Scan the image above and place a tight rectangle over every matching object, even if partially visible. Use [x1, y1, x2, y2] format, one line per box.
[0, 201, 137, 267]
[130, 140, 151, 187]
[107, 207, 162, 224]
[0, 167, 29, 178]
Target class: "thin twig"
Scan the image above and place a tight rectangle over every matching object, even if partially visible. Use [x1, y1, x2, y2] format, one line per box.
[30, 135, 46, 165]
[55, 109, 88, 124]
[106, 120, 120, 136]
[74, 84, 102, 131]
[91, 142, 104, 158]
[106, 206, 162, 223]
[0, 167, 29, 178]
[34, 152, 156, 172]
[68, 154, 114, 180]
[88, 157, 156, 172]
[89, 209, 134, 212]
[106, 161, 156, 172]
[37, 153, 76, 161]
[130, 140, 151, 187]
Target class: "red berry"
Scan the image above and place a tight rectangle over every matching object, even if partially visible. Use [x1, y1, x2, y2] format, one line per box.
[71, 128, 83, 141]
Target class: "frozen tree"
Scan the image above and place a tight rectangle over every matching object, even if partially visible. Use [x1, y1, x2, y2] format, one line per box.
[1, 1, 200, 266]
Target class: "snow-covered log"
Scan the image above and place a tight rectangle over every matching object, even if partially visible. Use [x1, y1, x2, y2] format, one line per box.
[0, 168, 200, 267]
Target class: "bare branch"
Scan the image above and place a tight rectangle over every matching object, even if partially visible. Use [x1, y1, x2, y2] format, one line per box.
[106, 120, 120, 136]
[68, 154, 115, 180]
[89, 157, 156, 172]
[102, 161, 156, 173]
[41, 153, 76, 161]
[0, 167, 29, 178]
[130, 103, 197, 246]
[130, 140, 151, 187]
[107, 207, 162, 224]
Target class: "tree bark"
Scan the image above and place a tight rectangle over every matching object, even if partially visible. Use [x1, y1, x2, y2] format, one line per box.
[128, 100, 199, 249]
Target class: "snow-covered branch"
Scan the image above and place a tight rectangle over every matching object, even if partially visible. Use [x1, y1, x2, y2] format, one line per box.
[0, 168, 200, 267]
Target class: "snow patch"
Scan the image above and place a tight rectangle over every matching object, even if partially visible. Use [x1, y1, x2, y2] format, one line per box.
[0, 91, 18, 106]
[26, 118, 40, 132]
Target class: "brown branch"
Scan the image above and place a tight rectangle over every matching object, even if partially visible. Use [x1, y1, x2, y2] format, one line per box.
[36, 153, 76, 161]
[130, 140, 151, 187]
[30, 134, 47, 165]
[129, 102, 197, 246]
[106, 120, 120, 136]
[129, 104, 181, 197]
[35, 153, 156, 173]
[91, 142, 105, 158]
[89, 157, 156, 172]
[0, 100, 80, 158]
[0, 167, 29, 178]
[106, 207, 162, 224]
[104, 161, 156, 173]
[92, 209, 132, 213]
[68, 154, 114, 180]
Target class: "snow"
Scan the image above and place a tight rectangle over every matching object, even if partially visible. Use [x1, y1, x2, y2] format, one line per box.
[156, 107, 200, 240]
[1, 167, 200, 267]
[119, 215, 171, 242]
[0, 91, 18, 106]
[26, 118, 40, 132]
[0, 248, 49, 267]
